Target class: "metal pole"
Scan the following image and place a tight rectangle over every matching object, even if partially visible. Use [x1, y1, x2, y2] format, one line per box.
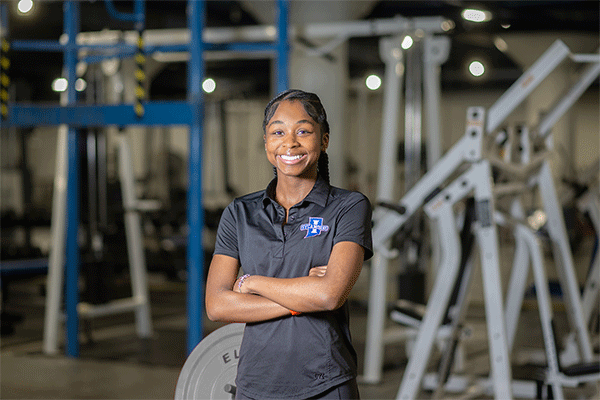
[362, 35, 403, 384]
[276, 0, 289, 93]
[186, 0, 205, 355]
[64, 0, 81, 358]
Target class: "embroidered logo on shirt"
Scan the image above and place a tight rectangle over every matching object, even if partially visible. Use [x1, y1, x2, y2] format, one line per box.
[300, 217, 329, 238]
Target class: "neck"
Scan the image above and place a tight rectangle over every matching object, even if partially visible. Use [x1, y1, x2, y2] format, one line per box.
[275, 174, 317, 210]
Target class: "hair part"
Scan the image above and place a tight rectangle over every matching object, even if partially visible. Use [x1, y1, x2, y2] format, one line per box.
[265, 89, 331, 185]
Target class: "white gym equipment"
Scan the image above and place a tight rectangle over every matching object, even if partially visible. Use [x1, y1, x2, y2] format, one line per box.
[363, 39, 600, 399]
[43, 131, 153, 354]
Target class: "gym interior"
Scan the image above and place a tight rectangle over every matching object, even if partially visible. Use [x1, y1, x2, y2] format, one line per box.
[1, 1, 599, 399]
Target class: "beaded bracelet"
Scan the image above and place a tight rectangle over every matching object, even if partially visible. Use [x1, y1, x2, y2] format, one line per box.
[238, 274, 251, 292]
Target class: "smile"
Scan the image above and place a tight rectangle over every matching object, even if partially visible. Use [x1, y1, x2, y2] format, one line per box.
[278, 154, 306, 164]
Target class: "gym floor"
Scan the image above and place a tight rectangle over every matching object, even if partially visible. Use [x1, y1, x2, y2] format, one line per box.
[0, 269, 594, 400]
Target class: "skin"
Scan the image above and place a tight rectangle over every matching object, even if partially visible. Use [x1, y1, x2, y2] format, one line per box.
[205, 100, 365, 323]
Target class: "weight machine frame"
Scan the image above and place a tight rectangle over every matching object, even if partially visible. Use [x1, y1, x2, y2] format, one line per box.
[363, 39, 600, 397]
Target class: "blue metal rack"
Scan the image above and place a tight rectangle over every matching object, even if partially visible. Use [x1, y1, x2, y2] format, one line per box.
[0, 0, 289, 357]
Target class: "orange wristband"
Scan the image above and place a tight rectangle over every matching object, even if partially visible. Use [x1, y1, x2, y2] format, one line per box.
[290, 310, 301, 316]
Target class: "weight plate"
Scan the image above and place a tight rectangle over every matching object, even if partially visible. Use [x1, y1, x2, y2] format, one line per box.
[175, 323, 245, 400]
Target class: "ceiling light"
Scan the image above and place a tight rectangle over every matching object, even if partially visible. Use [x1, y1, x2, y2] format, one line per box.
[461, 8, 492, 23]
[52, 78, 68, 92]
[494, 37, 508, 52]
[75, 78, 86, 92]
[401, 36, 413, 50]
[202, 78, 216, 94]
[441, 20, 455, 32]
[365, 74, 381, 91]
[468, 60, 485, 77]
[17, 0, 33, 14]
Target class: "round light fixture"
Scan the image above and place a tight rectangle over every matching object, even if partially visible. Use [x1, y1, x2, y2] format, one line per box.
[468, 61, 485, 77]
[461, 8, 492, 23]
[202, 78, 216, 93]
[365, 74, 381, 91]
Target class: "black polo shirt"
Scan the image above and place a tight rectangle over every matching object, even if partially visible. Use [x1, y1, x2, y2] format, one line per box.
[213, 176, 373, 399]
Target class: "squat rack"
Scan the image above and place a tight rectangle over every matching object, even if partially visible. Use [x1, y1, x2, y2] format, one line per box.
[0, 0, 290, 357]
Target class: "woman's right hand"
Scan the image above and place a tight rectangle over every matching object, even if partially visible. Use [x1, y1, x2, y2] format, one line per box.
[308, 265, 327, 277]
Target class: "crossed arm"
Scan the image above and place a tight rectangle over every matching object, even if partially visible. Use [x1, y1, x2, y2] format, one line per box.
[205, 241, 365, 323]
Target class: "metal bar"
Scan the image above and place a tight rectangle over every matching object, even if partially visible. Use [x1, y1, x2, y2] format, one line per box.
[423, 36, 450, 170]
[361, 36, 403, 384]
[7, 101, 192, 127]
[10, 40, 65, 52]
[303, 16, 446, 39]
[538, 162, 593, 362]
[375, 36, 403, 203]
[104, 0, 139, 23]
[43, 120, 69, 354]
[503, 200, 532, 352]
[78, 297, 146, 318]
[64, 0, 80, 358]
[11, 40, 280, 59]
[487, 40, 571, 134]
[186, 0, 205, 355]
[473, 161, 512, 400]
[404, 40, 422, 192]
[520, 224, 566, 400]
[0, 3, 7, 37]
[118, 133, 152, 337]
[276, 0, 289, 93]
[569, 53, 600, 63]
[0, 258, 48, 275]
[396, 200, 461, 400]
[538, 57, 600, 138]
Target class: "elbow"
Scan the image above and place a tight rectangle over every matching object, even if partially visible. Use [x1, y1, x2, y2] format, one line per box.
[205, 297, 226, 322]
[319, 292, 346, 312]
[205, 303, 219, 322]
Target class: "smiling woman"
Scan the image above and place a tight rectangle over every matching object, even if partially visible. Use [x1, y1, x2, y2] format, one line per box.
[264, 98, 328, 187]
[204, 89, 373, 399]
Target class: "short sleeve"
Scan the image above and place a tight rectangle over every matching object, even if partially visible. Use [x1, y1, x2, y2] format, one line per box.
[213, 201, 239, 260]
[334, 194, 373, 260]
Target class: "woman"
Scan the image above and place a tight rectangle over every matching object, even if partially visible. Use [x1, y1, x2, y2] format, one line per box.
[205, 89, 373, 400]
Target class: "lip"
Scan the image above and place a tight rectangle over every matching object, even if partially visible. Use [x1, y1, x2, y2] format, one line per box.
[277, 153, 307, 165]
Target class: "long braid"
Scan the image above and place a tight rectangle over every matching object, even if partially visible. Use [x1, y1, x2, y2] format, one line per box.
[318, 151, 330, 185]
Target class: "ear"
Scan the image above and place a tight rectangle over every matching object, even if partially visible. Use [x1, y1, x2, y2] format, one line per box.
[321, 132, 329, 152]
[263, 134, 267, 149]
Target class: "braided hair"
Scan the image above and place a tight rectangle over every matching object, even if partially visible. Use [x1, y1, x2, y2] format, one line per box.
[263, 89, 330, 185]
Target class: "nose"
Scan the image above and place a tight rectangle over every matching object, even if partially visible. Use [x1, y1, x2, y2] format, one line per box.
[282, 132, 299, 148]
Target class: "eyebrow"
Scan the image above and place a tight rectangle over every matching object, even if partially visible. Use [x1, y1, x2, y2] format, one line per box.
[268, 119, 315, 128]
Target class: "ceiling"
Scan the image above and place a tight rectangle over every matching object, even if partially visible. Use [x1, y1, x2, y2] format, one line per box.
[5, 1, 599, 102]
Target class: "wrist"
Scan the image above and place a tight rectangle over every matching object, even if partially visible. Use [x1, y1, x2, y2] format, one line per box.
[238, 274, 251, 293]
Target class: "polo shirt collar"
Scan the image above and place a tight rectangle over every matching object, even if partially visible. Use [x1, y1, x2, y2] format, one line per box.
[262, 176, 331, 208]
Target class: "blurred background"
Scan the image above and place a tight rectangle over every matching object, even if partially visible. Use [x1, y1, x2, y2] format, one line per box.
[1, 1, 598, 399]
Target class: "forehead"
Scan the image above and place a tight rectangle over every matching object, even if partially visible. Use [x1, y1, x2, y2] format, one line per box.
[269, 100, 315, 124]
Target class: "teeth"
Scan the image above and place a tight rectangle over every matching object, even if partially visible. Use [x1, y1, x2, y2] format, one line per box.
[280, 154, 303, 161]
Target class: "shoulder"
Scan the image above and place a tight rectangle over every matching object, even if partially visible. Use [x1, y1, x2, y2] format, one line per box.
[229, 189, 266, 209]
[219, 189, 266, 224]
[328, 186, 372, 209]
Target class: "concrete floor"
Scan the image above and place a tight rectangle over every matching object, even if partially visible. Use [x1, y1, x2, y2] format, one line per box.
[1, 270, 598, 400]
